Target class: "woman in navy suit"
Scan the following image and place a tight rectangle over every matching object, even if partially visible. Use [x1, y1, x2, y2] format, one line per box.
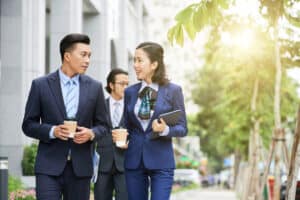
[122, 42, 188, 200]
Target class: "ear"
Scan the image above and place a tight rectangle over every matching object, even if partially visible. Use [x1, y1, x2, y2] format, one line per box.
[151, 61, 158, 70]
[109, 82, 114, 91]
[64, 52, 71, 62]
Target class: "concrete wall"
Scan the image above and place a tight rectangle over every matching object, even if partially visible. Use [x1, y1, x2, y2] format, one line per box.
[0, 0, 46, 176]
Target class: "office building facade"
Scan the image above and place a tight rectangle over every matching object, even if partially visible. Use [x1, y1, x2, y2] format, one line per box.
[0, 0, 149, 176]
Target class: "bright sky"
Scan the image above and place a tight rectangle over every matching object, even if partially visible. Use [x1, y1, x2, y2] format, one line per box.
[225, 0, 300, 93]
[230, 0, 260, 18]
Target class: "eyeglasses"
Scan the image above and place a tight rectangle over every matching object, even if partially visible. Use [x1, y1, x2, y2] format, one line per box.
[114, 82, 129, 86]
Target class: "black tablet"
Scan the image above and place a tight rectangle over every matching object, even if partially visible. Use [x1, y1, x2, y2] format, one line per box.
[158, 110, 181, 125]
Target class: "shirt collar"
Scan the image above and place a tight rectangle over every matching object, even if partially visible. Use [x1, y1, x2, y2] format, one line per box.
[109, 96, 123, 105]
[139, 81, 159, 93]
[59, 68, 80, 86]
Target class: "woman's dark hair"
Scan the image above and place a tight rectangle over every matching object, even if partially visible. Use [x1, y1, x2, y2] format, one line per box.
[59, 33, 90, 62]
[136, 42, 169, 85]
[105, 68, 128, 94]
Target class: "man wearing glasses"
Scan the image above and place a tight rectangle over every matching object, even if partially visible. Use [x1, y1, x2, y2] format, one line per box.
[94, 68, 129, 200]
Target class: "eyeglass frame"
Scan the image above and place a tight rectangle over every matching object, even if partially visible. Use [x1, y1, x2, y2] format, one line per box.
[113, 81, 129, 86]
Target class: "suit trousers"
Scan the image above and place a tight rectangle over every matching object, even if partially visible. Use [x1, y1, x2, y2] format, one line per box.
[125, 164, 174, 200]
[36, 161, 90, 200]
[94, 163, 128, 200]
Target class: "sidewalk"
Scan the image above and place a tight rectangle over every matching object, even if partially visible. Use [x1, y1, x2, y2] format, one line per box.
[170, 188, 237, 200]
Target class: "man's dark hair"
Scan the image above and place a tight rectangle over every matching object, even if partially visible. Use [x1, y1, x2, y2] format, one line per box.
[59, 33, 90, 62]
[105, 68, 128, 94]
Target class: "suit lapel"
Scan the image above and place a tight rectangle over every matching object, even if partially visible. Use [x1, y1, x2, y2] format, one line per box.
[76, 75, 90, 122]
[106, 98, 113, 128]
[48, 71, 67, 119]
[130, 83, 144, 131]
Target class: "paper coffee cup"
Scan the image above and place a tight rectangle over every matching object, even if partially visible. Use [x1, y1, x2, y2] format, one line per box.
[64, 120, 77, 138]
[114, 128, 127, 147]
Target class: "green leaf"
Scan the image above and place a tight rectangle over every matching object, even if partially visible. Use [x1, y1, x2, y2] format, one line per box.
[217, 0, 230, 9]
[175, 24, 184, 46]
[167, 25, 177, 45]
[184, 19, 197, 40]
[284, 11, 300, 27]
[175, 4, 196, 23]
[193, 5, 206, 32]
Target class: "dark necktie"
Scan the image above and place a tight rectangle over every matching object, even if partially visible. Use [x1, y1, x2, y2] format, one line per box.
[138, 86, 157, 120]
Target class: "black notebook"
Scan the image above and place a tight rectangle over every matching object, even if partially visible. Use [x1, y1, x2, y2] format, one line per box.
[149, 110, 182, 140]
[158, 110, 181, 125]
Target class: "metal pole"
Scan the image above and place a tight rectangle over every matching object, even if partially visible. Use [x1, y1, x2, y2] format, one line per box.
[0, 157, 8, 200]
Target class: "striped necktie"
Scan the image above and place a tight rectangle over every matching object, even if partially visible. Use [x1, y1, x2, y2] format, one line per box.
[112, 102, 121, 128]
[65, 80, 77, 119]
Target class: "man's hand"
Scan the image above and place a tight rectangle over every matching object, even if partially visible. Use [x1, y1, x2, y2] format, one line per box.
[73, 126, 95, 144]
[54, 124, 70, 141]
[117, 141, 129, 149]
[112, 129, 128, 149]
[111, 129, 128, 143]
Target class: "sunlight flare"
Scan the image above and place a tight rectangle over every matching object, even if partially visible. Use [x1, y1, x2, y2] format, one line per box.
[221, 29, 255, 50]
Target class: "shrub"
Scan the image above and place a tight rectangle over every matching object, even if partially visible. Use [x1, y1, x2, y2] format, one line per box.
[21, 143, 37, 175]
[8, 175, 23, 193]
[176, 156, 199, 169]
[9, 176, 36, 200]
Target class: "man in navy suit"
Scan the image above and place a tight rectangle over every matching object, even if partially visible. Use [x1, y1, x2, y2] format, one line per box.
[22, 33, 109, 200]
[94, 68, 129, 200]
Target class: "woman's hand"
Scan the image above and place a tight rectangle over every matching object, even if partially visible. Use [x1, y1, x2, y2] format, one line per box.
[152, 118, 166, 132]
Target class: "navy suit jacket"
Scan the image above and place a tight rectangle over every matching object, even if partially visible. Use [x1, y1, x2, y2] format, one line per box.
[22, 70, 109, 177]
[96, 98, 126, 172]
[123, 82, 188, 170]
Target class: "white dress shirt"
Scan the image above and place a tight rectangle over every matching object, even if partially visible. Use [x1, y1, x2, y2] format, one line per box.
[109, 96, 124, 128]
[134, 81, 169, 135]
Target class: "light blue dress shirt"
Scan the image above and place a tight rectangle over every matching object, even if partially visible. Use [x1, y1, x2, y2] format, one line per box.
[49, 69, 80, 139]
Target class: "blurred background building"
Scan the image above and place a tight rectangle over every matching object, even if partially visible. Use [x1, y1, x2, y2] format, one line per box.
[0, 0, 150, 176]
[0, 0, 203, 178]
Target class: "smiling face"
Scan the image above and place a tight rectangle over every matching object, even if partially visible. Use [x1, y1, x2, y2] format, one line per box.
[62, 43, 91, 77]
[133, 48, 158, 84]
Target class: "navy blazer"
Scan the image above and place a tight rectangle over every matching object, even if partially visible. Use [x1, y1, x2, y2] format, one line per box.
[22, 70, 109, 177]
[123, 82, 187, 170]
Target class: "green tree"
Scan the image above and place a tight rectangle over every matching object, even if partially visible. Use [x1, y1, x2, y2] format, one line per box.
[168, 1, 300, 199]
[257, 1, 300, 199]
[190, 16, 297, 169]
